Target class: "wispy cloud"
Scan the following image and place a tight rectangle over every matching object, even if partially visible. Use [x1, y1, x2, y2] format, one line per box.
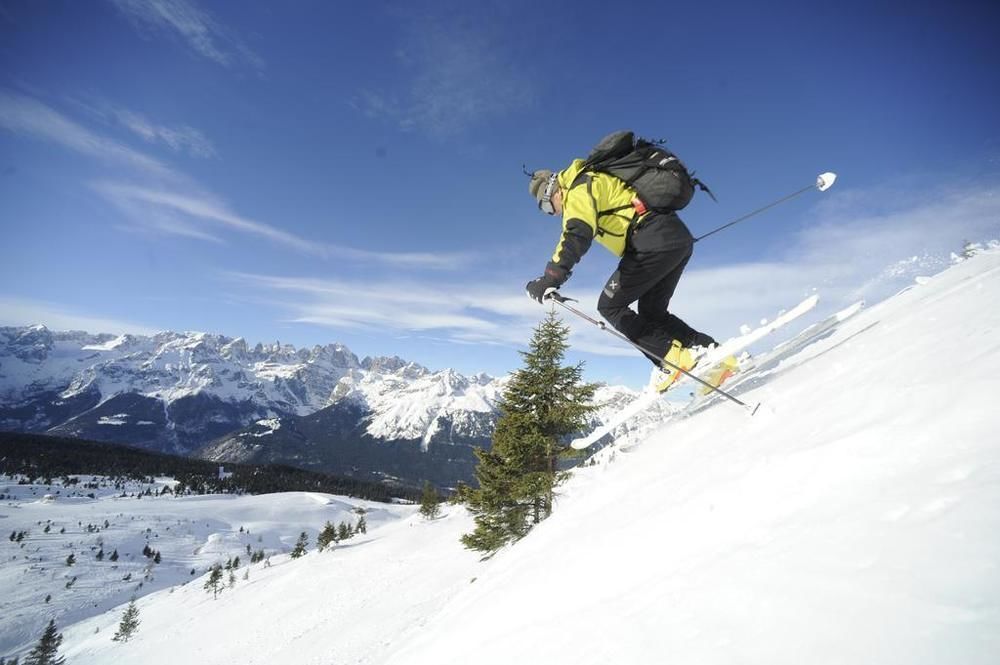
[0, 90, 175, 179]
[108, 0, 264, 72]
[223, 270, 635, 357]
[102, 103, 217, 158]
[355, 13, 534, 136]
[93, 181, 478, 268]
[0, 296, 160, 336]
[227, 179, 1000, 358]
[92, 182, 325, 254]
[66, 95, 218, 158]
[1, 90, 472, 268]
[670, 179, 1000, 339]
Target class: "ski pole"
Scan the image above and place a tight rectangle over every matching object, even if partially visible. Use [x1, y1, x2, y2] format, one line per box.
[547, 293, 759, 414]
[694, 172, 837, 243]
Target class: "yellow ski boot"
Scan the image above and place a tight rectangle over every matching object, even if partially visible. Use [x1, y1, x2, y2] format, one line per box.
[655, 340, 697, 393]
[697, 355, 740, 395]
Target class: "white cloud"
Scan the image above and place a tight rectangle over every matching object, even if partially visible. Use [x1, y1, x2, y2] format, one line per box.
[0, 90, 175, 179]
[65, 95, 218, 159]
[93, 182, 325, 255]
[110, 106, 216, 158]
[227, 179, 1000, 359]
[93, 182, 478, 268]
[0, 296, 160, 336]
[108, 0, 263, 71]
[223, 271, 634, 356]
[670, 179, 1000, 340]
[355, 14, 534, 136]
[1, 90, 471, 268]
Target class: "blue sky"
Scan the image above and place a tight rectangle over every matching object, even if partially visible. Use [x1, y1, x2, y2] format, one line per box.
[1, 0, 998, 388]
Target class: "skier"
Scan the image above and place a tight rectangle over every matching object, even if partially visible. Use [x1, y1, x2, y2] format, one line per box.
[525, 158, 718, 388]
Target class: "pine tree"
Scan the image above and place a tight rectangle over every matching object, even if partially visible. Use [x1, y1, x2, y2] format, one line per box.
[291, 532, 308, 558]
[24, 619, 64, 665]
[204, 564, 224, 599]
[461, 311, 597, 553]
[419, 481, 441, 519]
[356, 515, 367, 534]
[112, 599, 140, 643]
[316, 521, 338, 551]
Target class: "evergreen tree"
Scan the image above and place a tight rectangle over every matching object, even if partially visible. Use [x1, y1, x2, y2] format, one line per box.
[291, 532, 309, 558]
[112, 599, 140, 643]
[356, 515, 367, 534]
[316, 521, 338, 551]
[24, 619, 64, 665]
[204, 564, 224, 599]
[461, 311, 597, 553]
[419, 481, 441, 520]
[337, 522, 350, 541]
[110, 549, 119, 562]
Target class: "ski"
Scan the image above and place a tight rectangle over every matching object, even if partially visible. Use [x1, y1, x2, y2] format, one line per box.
[570, 295, 819, 450]
[685, 299, 865, 415]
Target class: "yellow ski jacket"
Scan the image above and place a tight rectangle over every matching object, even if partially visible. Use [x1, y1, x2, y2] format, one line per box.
[546, 159, 693, 280]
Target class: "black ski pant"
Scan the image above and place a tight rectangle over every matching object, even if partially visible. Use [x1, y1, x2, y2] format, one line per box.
[597, 244, 710, 366]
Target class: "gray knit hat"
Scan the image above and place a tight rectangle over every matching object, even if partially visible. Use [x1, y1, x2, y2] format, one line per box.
[528, 169, 554, 204]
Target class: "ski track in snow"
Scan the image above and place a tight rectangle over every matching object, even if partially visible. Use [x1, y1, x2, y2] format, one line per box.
[3, 251, 999, 664]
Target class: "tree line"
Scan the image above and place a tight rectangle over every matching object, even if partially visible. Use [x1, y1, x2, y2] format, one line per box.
[0, 432, 420, 503]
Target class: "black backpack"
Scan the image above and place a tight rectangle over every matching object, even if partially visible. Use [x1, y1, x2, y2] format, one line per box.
[581, 130, 715, 212]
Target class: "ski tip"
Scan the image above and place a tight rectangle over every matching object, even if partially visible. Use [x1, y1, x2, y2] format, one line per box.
[817, 172, 837, 192]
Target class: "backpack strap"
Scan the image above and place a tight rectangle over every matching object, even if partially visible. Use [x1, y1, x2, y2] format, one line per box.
[573, 169, 640, 221]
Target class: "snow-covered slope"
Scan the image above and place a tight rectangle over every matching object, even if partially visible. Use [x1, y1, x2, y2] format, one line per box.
[9, 251, 999, 665]
[0, 476, 410, 660]
[385, 250, 1000, 665]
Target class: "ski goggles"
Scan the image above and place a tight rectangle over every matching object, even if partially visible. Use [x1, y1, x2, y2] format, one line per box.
[538, 173, 559, 215]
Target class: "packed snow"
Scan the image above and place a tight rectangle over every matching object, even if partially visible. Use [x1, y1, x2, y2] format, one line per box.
[2, 250, 998, 664]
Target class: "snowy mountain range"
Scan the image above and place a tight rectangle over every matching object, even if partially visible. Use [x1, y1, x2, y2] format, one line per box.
[0, 326, 668, 487]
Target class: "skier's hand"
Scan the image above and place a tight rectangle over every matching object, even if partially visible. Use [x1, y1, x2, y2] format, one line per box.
[525, 274, 560, 304]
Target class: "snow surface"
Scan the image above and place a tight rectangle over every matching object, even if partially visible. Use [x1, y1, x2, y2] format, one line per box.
[4, 250, 999, 664]
[0, 478, 410, 661]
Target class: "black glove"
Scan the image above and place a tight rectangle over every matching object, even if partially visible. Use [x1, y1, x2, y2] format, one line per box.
[525, 268, 567, 304]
